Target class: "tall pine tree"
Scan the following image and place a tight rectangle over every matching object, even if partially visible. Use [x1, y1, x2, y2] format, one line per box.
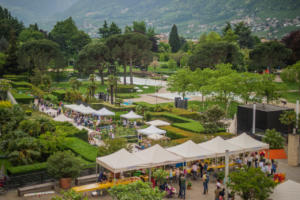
[169, 24, 180, 53]
[4, 30, 19, 74]
[99, 20, 110, 39]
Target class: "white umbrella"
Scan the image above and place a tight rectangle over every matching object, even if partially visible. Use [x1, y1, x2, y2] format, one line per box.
[120, 111, 143, 119]
[138, 125, 166, 135]
[94, 107, 115, 116]
[146, 120, 170, 127]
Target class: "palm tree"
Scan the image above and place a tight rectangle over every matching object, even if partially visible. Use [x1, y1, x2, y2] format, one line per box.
[107, 75, 119, 104]
[87, 74, 97, 100]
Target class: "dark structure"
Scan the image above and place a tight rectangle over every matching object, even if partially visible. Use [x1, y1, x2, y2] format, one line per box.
[174, 97, 188, 109]
[237, 103, 293, 134]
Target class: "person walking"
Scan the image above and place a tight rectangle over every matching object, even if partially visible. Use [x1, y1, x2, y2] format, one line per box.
[178, 174, 182, 198]
[214, 186, 222, 200]
[202, 171, 209, 194]
[179, 174, 186, 199]
[199, 162, 204, 178]
[271, 159, 277, 175]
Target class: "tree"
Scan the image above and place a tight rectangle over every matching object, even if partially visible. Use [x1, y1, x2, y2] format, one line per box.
[107, 75, 119, 104]
[86, 74, 97, 101]
[47, 151, 82, 179]
[98, 20, 110, 39]
[279, 110, 300, 133]
[4, 30, 19, 74]
[263, 129, 285, 149]
[76, 41, 109, 85]
[167, 67, 192, 98]
[0, 104, 24, 135]
[49, 17, 91, 59]
[98, 138, 128, 157]
[69, 77, 82, 91]
[280, 61, 300, 95]
[169, 24, 180, 53]
[0, 6, 24, 40]
[18, 39, 62, 74]
[109, 22, 122, 36]
[109, 181, 165, 200]
[282, 30, 300, 65]
[233, 22, 257, 49]
[228, 167, 276, 200]
[8, 136, 41, 165]
[237, 72, 262, 104]
[249, 41, 292, 72]
[188, 41, 243, 70]
[133, 21, 146, 34]
[0, 36, 9, 52]
[257, 74, 283, 104]
[18, 28, 45, 42]
[167, 59, 177, 70]
[199, 105, 227, 133]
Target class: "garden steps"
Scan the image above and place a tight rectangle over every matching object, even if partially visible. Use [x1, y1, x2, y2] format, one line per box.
[17, 182, 55, 197]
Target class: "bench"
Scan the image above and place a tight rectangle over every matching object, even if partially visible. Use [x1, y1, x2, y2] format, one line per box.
[75, 174, 98, 185]
[17, 182, 55, 197]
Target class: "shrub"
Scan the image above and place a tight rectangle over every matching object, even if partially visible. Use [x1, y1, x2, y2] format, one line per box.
[149, 112, 193, 123]
[0, 101, 12, 108]
[3, 74, 28, 82]
[52, 189, 88, 200]
[166, 131, 186, 140]
[64, 137, 97, 162]
[25, 110, 32, 116]
[19, 120, 41, 137]
[52, 90, 66, 101]
[44, 94, 59, 104]
[64, 90, 83, 103]
[115, 84, 135, 93]
[47, 151, 82, 179]
[134, 102, 156, 112]
[172, 122, 205, 133]
[263, 129, 285, 149]
[116, 93, 137, 99]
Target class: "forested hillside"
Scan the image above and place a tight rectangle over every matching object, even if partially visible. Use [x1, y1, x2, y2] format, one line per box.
[0, 0, 300, 38]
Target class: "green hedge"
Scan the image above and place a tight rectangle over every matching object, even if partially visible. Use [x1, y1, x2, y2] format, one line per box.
[116, 93, 138, 99]
[11, 81, 32, 89]
[8, 162, 47, 175]
[3, 75, 28, 82]
[90, 102, 136, 112]
[13, 93, 34, 104]
[64, 137, 98, 162]
[116, 85, 135, 93]
[52, 90, 66, 101]
[149, 112, 194, 123]
[172, 122, 205, 133]
[166, 131, 187, 140]
[134, 102, 156, 111]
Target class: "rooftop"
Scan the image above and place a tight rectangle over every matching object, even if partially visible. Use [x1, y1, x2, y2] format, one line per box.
[239, 103, 293, 112]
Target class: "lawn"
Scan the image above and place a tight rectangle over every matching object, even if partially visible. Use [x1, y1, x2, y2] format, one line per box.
[172, 122, 205, 133]
[282, 91, 300, 103]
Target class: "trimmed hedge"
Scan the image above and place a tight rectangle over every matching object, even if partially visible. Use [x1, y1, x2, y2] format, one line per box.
[11, 81, 32, 89]
[134, 102, 156, 111]
[116, 93, 138, 99]
[52, 90, 66, 101]
[172, 122, 205, 133]
[8, 162, 47, 175]
[149, 112, 194, 123]
[13, 93, 34, 104]
[116, 85, 135, 93]
[166, 131, 187, 140]
[3, 74, 28, 82]
[64, 137, 98, 162]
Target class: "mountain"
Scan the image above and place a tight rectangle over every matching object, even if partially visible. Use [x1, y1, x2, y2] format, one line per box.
[1, 0, 300, 39]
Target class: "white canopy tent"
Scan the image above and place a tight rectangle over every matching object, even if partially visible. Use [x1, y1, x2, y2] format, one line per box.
[65, 104, 96, 114]
[96, 149, 148, 173]
[120, 111, 143, 120]
[227, 133, 269, 152]
[147, 133, 165, 140]
[94, 107, 115, 116]
[146, 120, 170, 127]
[167, 140, 216, 162]
[138, 125, 166, 136]
[270, 180, 300, 200]
[134, 144, 184, 167]
[53, 114, 73, 123]
[198, 136, 243, 156]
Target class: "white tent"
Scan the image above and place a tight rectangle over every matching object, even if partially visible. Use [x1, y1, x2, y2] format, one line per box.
[53, 114, 73, 123]
[226, 133, 269, 152]
[134, 144, 184, 167]
[147, 133, 164, 140]
[65, 104, 96, 115]
[96, 149, 147, 173]
[198, 136, 243, 156]
[146, 120, 170, 127]
[94, 107, 115, 116]
[270, 180, 300, 200]
[138, 125, 166, 136]
[120, 111, 143, 119]
[167, 140, 216, 162]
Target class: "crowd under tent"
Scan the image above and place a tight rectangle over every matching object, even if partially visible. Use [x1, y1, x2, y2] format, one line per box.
[94, 107, 115, 116]
[198, 136, 243, 157]
[147, 133, 165, 140]
[167, 140, 216, 162]
[137, 125, 166, 136]
[133, 144, 184, 168]
[227, 133, 269, 153]
[270, 180, 300, 200]
[120, 111, 143, 120]
[96, 149, 148, 173]
[65, 104, 96, 115]
[146, 120, 170, 127]
[53, 114, 73, 123]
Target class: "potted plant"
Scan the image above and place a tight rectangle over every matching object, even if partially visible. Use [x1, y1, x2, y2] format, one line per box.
[47, 151, 82, 189]
[187, 181, 192, 190]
